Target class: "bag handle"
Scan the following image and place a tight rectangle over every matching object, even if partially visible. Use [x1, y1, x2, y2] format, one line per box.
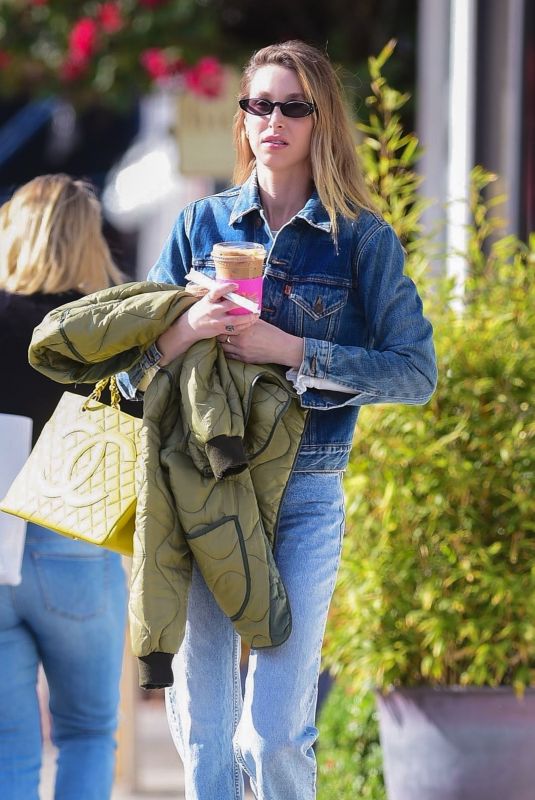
[82, 376, 121, 412]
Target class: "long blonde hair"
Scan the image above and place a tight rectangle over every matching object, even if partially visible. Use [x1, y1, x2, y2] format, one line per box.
[0, 173, 124, 295]
[233, 40, 376, 241]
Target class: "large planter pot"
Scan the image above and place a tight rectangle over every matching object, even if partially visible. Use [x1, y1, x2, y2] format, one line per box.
[376, 687, 535, 800]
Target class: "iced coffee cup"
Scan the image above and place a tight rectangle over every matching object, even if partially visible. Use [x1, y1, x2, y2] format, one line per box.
[212, 241, 266, 315]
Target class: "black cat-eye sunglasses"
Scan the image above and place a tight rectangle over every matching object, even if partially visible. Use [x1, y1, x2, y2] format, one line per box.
[239, 98, 316, 118]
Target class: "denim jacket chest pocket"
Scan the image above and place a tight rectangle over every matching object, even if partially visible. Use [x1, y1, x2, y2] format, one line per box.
[263, 274, 348, 342]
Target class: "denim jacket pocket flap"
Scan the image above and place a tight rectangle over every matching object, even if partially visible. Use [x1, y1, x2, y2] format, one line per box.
[289, 284, 347, 321]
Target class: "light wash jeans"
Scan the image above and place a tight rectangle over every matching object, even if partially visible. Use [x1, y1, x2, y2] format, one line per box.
[165, 471, 345, 800]
[0, 524, 127, 800]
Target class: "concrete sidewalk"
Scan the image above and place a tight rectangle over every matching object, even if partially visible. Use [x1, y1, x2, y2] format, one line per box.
[112, 700, 185, 798]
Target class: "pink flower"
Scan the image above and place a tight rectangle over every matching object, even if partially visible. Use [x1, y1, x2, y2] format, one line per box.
[185, 57, 225, 99]
[0, 50, 11, 70]
[98, 2, 123, 34]
[69, 18, 99, 61]
[140, 48, 185, 80]
[140, 48, 169, 79]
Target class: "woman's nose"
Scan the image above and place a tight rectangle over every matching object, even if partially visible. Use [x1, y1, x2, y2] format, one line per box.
[268, 107, 284, 127]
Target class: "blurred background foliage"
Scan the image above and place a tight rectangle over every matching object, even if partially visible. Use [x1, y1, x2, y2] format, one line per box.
[0, 0, 417, 109]
[0, 1, 418, 206]
[0, 0, 227, 106]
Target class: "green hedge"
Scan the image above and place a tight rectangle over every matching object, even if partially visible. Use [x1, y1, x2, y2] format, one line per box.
[317, 682, 385, 800]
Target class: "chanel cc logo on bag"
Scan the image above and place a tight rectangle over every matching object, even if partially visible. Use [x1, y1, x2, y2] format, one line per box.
[37, 420, 138, 507]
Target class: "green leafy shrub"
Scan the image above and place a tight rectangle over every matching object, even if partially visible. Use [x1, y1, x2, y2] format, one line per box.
[323, 47, 535, 694]
[316, 681, 386, 800]
[325, 236, 534, 692]
[357, 39, 428, 249]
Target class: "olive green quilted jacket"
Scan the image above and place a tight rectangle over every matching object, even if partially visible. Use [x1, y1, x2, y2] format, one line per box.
[29, 282, 306, 688]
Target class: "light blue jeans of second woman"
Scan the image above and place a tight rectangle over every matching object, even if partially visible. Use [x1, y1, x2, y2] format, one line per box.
[165, 471, 346, 800]
[0, 523, 127, 800]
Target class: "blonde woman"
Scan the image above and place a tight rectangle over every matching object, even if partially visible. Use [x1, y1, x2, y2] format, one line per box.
[0, 174, 127, 800]
[121, 41, 437, 799]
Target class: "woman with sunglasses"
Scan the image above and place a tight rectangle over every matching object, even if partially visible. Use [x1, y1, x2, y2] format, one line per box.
[122, 40, 436, 800]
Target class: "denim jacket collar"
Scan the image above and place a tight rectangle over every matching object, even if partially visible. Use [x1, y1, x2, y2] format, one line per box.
[229, 169, 332, 233]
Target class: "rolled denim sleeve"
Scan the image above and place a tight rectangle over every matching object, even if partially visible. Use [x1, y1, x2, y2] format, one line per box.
[295, 224, 437, 409]
[116, 342, 162, 399]
[117, 208, 193, 400]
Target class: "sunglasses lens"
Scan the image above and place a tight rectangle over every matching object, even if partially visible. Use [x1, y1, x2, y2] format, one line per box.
[241, 99, 273, 116]
[282, 101, 313, 118]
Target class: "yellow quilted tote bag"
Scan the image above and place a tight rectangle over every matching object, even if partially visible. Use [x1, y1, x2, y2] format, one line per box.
[0, 377, 141, 556]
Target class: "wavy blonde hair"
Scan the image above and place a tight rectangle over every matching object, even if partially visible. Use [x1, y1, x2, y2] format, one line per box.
[233, 40, 376, 241]
[0, 173, 124, 295]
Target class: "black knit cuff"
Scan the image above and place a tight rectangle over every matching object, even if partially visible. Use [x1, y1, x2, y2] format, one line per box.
[205, 434, 248, 479]
[137, 652, 174, 690]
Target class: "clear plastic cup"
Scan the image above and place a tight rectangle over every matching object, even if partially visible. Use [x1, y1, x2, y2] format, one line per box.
[212, 242, 266, 315]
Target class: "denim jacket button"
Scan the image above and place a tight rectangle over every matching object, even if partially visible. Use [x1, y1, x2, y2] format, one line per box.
[313, 297, 324, 315]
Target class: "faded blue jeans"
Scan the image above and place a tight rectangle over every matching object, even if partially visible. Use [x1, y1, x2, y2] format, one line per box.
[165, 471, 345, 800]
[0, 524, 127, 800]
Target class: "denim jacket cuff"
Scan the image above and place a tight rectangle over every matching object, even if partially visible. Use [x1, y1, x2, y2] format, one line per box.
[285, 338, 331, 395]
[140, 342, 163, 371]
[117, 342, 162, 401]
[300, 336, 331, 379]
[128, 342, 162, 389]
[302, 337, 331, 377]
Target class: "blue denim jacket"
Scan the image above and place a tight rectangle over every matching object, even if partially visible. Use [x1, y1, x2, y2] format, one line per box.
[124, 172, 437, 471]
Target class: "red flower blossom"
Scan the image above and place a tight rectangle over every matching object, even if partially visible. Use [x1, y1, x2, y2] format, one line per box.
[0, 50, 11, 70]
[98, 2, 123, 34]
[140, 48, 185, 80]
[60, 57, 89, 82]
[69, 18, 98, 61]
[185, 57, 225, 99]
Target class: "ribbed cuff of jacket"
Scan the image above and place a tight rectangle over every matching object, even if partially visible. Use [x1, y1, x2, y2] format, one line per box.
[137, 652, 174, 690]
[205, 435, 248, 479]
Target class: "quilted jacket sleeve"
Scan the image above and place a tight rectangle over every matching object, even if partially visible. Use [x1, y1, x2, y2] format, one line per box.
[28, 282, 196, 385]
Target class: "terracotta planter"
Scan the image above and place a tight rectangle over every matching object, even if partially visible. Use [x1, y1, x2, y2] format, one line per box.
[376, 687, 535, 800]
